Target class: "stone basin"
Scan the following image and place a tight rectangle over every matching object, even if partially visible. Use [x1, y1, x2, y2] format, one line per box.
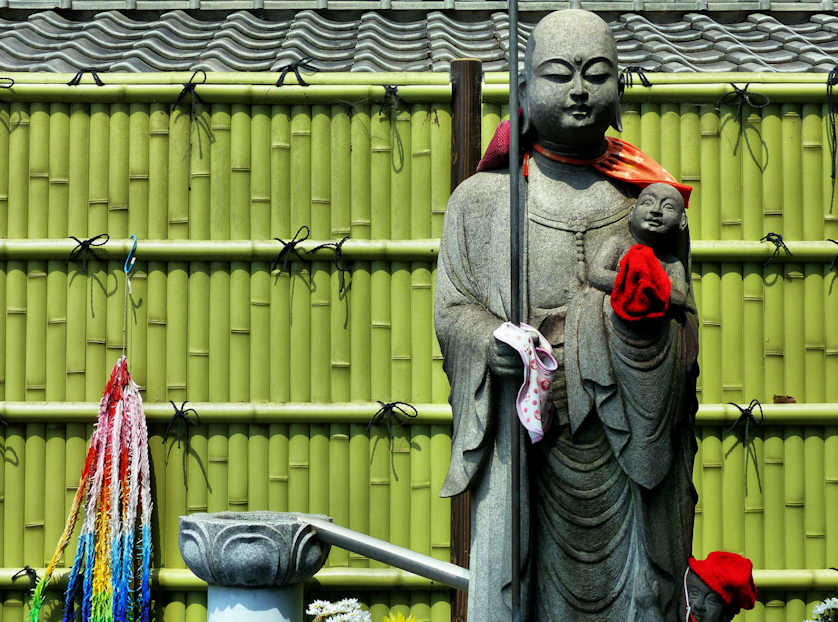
[179, 511, 331, 588]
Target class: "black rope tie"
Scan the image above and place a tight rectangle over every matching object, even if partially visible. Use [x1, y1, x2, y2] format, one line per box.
[272, 225, 311, 276]
[827, 65, 838, 213]
[12, 565, 40, 587]
[0, 77, 13, 89]
[715, 83, 770, 156]
[829, 238, 838, 273]
[276, 56, 319, 87]
[67, 70, 104, 87]
[760, 232, 792, 266]
[380, 85, 406, 172]
[619, 66, 652, 91]
[368, 400, 418, 481]
[164, 400, 200, 450]
[308, 235, 352, 298]
[68, 233, 109, 270]
[724, 399, 764, 495]
[174, 70, 207, 110]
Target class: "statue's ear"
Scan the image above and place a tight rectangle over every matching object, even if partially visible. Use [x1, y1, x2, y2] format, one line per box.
[519, 76, 530, 136]
[679, 210, 688, 231]
[610, 99, 623, 133]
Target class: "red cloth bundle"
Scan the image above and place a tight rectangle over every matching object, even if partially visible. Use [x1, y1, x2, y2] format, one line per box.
[610, 244, 671, 321]
[688, 551, 757, 614]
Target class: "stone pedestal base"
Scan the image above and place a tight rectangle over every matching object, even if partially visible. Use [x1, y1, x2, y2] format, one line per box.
[208, 585, 303, 622]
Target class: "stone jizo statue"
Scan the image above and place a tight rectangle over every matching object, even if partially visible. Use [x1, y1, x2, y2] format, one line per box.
[435, 9, 699, 621]
[684, 552, 757, 622]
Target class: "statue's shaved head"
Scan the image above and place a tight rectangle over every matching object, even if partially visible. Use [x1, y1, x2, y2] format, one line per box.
[520, 10, 622, 155]
[525, 10, 617, 81]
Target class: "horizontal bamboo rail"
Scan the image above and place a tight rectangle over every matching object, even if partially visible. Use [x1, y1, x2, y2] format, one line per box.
[0, 567, 448, 591]
[483, 83, 836, 104]
[1, 402, 837, 424]
[1, 567, 833, 592]
[2, 72, 830, 87]
[0, 79, 831, 105]
[2, 239, 836, 263]
[483, 72, 833, 85]
[0, 84, 453, 104]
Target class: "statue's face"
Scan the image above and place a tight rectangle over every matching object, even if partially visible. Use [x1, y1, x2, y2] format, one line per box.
[686, 572, 735, 622]
[524, 11, 620, 149]
[630, 183, 686, 244]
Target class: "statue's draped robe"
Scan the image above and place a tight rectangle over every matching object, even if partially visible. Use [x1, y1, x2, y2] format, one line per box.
[435, 168, 699, 622]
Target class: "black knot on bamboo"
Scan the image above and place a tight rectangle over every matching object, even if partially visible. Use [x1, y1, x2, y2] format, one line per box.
[827, 65, 838, 213]
[0, 77, 13, 89]
[724, 399, 764, 495]
[68, 233, 109, 270]
[308, 235, 352, 298]
[619, 66, 652, 91]
[67, 70, 104, 87]
[380, 85, 407, 172]
[760, 232, 792, 266]
[715, 83, 770, 156]
[12, 565, 40, 587]
[272, 225, 311, 276]
[368, 401, 418, 481]
[164, 400, 200, 450]
[276, 56, 319, 87]
[174, 70, 207, 109]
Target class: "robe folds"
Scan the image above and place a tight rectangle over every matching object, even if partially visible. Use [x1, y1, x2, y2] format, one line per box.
[434, 165, 699, 621]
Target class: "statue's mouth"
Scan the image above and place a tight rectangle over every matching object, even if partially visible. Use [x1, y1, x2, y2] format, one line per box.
[567, 105, 591, 119]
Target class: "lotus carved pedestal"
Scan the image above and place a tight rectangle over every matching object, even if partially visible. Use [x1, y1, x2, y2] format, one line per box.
[179, 512, 331, 622]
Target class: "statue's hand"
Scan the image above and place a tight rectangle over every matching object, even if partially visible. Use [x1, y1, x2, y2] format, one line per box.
[488, 326, 540, 378]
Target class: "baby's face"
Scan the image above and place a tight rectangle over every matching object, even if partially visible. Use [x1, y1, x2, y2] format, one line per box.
[631, 183, 686, 241]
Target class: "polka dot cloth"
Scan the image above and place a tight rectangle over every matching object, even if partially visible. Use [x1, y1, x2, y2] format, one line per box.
[492, 322, 558, 443]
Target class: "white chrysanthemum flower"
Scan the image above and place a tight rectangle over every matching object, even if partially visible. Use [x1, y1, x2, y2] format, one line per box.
[306, 600, 337, 616]
[814, 603, 828, 616]
[333, 598, 362, 612]
[824, 597, 838, 609]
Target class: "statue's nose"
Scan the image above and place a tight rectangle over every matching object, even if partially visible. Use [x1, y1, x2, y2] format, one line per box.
[570, 73, 587, 99]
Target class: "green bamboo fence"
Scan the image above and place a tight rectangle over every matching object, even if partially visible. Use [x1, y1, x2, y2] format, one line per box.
[1, 76, 838, 622]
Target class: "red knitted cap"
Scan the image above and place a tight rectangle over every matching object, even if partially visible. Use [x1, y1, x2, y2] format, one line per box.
[610, 244, 671, 321]
[688, 552, 757, 614]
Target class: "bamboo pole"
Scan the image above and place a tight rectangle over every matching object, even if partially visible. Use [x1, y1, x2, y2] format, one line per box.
[328, 103, 351, 567]
[269, 104, 291, 515]
[186, 98, 210, 516]
[309, 103, 331, 522]
[785, 427, 805, 570]
[763, 428, 785, 570]
[620, 103, 640, 147]
[6, 238, 838, 263]
[248, 106, 271, 515]
[2, 401, 838, 424]
[207, 104, 230, 515]
[702, 428, 723, 553]
[3, 424, 24, 571]
[390, 102, 412, 555]
[409, 104, 433, 604]
[693, 430, 704, 557]
[64, 102, 89, 564]
[0, 101, 8, 239]
[228, 103, 252, 515]
[288, 104, 312, 515]
[44, 103, 69, 568]
[348, 102, 371, 568]
[369, 101, 392, 569]
[639, 103, 661, 163]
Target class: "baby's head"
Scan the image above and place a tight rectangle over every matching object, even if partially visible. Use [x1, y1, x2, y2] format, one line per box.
[629, 183, 687, 247]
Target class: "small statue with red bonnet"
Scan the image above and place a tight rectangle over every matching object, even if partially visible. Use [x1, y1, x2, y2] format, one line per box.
[684, 551, 757, 622]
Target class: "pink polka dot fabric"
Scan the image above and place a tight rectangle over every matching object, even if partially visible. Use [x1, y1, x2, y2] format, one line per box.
[492, 322, 558, 443]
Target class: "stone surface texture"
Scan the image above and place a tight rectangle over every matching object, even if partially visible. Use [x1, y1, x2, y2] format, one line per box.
[0, 9, 834, 72]
[434, 9, 700, 621]
[179, 511, 331, 587]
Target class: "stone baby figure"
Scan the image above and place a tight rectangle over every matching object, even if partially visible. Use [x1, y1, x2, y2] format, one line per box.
[588, 182, 695, 321]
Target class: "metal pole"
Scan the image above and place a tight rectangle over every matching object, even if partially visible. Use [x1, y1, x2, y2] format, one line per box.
[508, 1, 522, 620]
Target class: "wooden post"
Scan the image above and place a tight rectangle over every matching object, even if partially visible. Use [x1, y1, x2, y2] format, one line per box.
[448, 57, 482, 622]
